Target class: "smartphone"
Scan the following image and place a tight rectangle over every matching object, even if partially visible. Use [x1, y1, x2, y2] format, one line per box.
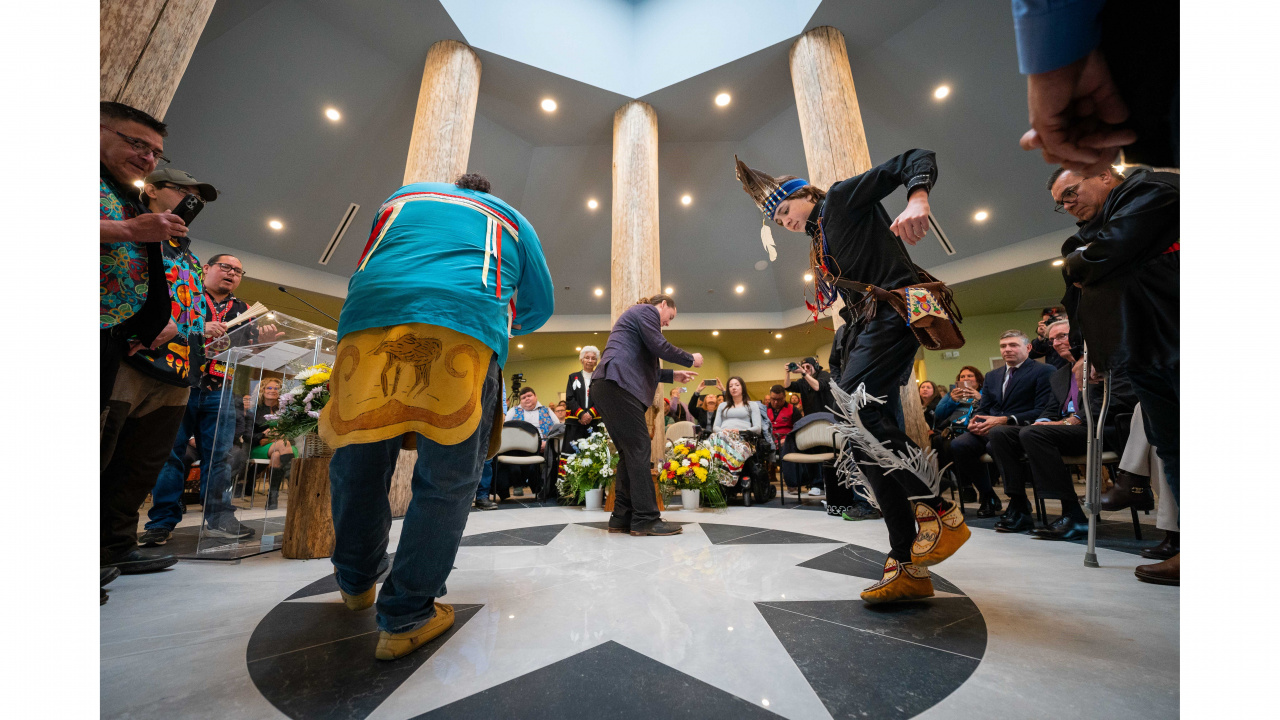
[678, 387, 687, 394]
[172, 194, 205, 227]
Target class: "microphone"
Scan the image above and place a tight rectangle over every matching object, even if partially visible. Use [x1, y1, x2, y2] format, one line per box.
[277, 286, 338, 323]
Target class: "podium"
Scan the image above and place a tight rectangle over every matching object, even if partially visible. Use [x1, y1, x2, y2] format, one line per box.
[183, 312, 337, 561]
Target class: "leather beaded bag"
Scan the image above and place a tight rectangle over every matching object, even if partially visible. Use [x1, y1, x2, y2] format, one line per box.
[834, 267, 965, 351]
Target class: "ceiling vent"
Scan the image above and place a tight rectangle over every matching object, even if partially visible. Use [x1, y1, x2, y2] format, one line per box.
[318, 203, 360, 265]
[928, 214, 955, 255]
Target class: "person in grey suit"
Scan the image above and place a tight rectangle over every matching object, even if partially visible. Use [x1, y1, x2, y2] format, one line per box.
[592, 294, 702, 536]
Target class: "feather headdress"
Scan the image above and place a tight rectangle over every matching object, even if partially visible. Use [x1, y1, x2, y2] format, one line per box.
[734, 155, 807, 262]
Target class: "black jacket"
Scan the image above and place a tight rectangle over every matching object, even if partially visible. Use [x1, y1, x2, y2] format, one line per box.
[563, 370, 600, 442]
[1061, 170, 1179, 371]
[974, 361, 1055, 427]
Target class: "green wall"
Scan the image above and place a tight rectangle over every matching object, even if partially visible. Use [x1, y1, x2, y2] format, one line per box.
[922, 309, 1043, 387]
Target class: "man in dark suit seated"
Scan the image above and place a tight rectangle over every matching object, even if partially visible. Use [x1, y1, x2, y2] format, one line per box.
[948, 330, 1055, 517]
[564, 346, 602, 450]
[987, 319, 1137, 537]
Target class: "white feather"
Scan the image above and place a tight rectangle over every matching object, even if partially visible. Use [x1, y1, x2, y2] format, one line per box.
[760, 222, 777, 261]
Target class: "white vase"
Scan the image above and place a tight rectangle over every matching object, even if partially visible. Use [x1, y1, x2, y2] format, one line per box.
[680, 489, 701, 510]
[585, 488, 603, 511]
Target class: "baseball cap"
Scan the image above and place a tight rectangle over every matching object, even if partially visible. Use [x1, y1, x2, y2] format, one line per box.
[142, 168, 218, 201]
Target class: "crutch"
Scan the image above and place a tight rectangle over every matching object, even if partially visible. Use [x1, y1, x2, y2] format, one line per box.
[1080, 342, 1112, 568]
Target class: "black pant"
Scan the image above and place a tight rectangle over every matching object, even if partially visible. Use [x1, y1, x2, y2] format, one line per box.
[950, 431, 998, 502]
[988, 424, 1088, 522]
[1126, 363, 1179, 506]
[838, 312, 931, 562]
[592, 379, 660, 526]
[779, 434, 823, 490]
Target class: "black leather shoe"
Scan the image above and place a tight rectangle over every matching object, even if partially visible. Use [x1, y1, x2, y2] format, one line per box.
[474, 497, 499, 511]
[994, 510, 1035, 533]
[975, 496, 1003, 518]
[629, 520, 683, 536]
[1140, 530, 1179, 560]
[1031, 516, 1089, 541]
[607, 515, 631, 534]
[101, 567, 120, 587]
[104, 550, 179, 574]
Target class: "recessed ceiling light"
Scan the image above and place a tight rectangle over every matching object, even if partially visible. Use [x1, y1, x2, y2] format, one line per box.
[268, 219, 284, 230]
[132, 179, 144, 188]
[681, 194, 692, 206]
[934, 85, 950, 99]
[728, 626, 734, 631]
[324, 107, 341, 121]
[575, 346, 582, 351]
[541, 98, 557, 112]
[517, 343, 524, 349]
[775, 333, 782, 339]
[712, 330, 720, 336]
[664, 286, 674, 295]
[763, 348, 770, 354]
[594, 287, 604, 297]
[1052, 259, 1065, 267]
[762, 700, 770, 708]
[587, 198, 598, 209]
[509, 614, 515, 619]
[734, 285, 745, 294]
[803, 272, 814, 282]
[973, 210, 989, 222]
[715, 92, 731, 107]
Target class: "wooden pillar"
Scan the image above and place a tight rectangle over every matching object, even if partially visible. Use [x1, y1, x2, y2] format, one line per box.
[403, 39, 482, 185]
[790, 26, 932, 444]
[100, 0, 217, 120]
[283, 456, 335, 559]
[602, 101, 665, 511]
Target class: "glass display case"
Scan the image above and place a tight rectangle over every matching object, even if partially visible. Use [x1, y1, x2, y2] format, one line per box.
[179, 311, 337, 561]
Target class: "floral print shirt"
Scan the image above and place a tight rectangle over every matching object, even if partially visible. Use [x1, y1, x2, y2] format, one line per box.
[124, 237, 207, 387]
[100, 169, 151, 328]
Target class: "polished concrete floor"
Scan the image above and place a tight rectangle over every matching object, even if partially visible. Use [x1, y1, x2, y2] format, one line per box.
[103, 496, 1179, 719]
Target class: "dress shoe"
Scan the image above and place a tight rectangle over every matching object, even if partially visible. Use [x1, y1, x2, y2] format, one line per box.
[1030, 515, 1089, 541]
[860, 557, 934, 604]
[607, 515, 631, 533]
[1134, 553, 1179, 586]
[474, 497, 499, 511]
[629, 519, 683, 536]
[1100, 470, 1154, 512]
[101, 566, 120, 587]
[375, 603, 455, 660]
[994, 509, 1035, 533]
[975, 495, 1003, 518]
[911, 502, 971, 567]
[104, 549, 179, 575]
[1140, 530, 1179, 560]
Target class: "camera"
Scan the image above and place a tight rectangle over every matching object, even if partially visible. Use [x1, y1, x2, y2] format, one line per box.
[786, 362, 800, 372]
[510, 372, 525, 396]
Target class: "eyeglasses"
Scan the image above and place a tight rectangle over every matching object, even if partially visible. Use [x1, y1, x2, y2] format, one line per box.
[160, 183, 199, 196]
[209, 262, 245, 277]
[101, 125, 170, 165]
[1053, 182, 1082, 214]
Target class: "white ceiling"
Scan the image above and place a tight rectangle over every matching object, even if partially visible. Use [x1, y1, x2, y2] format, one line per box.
[164, 0, 1075, 328]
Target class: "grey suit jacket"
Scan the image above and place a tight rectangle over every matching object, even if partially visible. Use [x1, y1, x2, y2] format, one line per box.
[595, 304, 695, 404]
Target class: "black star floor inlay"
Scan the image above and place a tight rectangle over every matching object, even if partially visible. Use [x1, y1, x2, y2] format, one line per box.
[247, 601, 482, 720]
[458, 523, 568, 546]
[699, 523, 841, 545]
[409, 641, 782, 719]
[756, 598, 985, 719]
[799, 544, 966, 596]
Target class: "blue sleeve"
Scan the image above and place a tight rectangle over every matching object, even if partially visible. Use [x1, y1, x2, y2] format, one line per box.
[510, 213, 555, 335]
[933, 394, 958, 428]
[1012, 0, 1106, 74]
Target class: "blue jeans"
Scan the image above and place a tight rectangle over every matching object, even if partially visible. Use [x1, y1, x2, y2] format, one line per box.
[329, 356, 499, 634]
[477, 459, 493, 501]
[146, 386, 236, 530]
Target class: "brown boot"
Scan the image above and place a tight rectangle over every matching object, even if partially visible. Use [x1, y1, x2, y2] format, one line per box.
[1134, 553, 1179, 586]
[1100, 471, 1154, 512]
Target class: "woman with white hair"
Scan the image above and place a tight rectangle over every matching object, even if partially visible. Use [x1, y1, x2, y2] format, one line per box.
[564, 344, 602, 448]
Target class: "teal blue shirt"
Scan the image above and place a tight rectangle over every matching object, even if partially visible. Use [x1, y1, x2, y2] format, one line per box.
[338, 182, 554, 366]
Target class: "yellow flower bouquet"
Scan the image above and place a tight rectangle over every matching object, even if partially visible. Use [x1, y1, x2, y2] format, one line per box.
[658, 440, 728, 507]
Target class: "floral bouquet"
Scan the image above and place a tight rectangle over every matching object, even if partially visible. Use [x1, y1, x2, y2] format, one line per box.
[557, 426, 619, 504]
[657, 439, 729, 508]
[262, 363, 331, 440]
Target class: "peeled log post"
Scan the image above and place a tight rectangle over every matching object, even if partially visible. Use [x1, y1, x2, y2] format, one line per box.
[100, 0, 216, 120]
[403, 40, 482, 185]
[282, 457, 335, 559]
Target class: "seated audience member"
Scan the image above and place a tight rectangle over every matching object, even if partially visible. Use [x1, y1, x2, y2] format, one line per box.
[788, 393, 803, 415]
[930, 366, 984, 501]
[1118, 404, 1179, 577]
[712, 377, 772, 503]
[666, 388, 694, 425]
[986, 319, 1135, 537]
[948, 331, 1054, 517]
[784, 357, 834, 416]
[552, 401, 568, 423]
[503, 387, 556, 496]
[765, 385, 797, 448]
[252, 378, 298, 511]
[1028, 307, 1070, 369]
[564, 346, 601, 447]
[689, 378, 725, 430]
[918, 380, 942, 428]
